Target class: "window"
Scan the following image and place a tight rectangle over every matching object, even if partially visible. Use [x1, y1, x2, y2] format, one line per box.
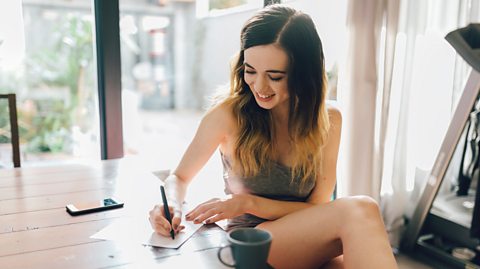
[0, 1, 100, 166]
[196, 0, 262, 17]
[210, 0, 248, 11]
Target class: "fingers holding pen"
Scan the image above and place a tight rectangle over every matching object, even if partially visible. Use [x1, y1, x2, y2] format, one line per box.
[172, 209, 185, 233]
[148, 204, 186, 236]
[149, 205, 174, 236]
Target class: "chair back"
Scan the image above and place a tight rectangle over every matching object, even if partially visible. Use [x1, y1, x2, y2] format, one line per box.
[0, 94, 21, 167]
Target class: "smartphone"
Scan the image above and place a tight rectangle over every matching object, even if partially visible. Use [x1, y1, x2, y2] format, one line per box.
[66, 197, 124, 216]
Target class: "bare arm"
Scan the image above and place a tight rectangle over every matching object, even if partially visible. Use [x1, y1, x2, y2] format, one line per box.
[171, 103, 235, 197]
[165, 108, 227, 206]
[307, 103, 342, 204]
[149, 103, 231, 235]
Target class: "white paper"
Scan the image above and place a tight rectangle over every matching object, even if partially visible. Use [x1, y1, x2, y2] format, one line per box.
[215, 219, 228, 231]
[91, 215, 203, 249]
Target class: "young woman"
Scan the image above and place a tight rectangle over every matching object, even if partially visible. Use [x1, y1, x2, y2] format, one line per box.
[149, 4, 398, 269]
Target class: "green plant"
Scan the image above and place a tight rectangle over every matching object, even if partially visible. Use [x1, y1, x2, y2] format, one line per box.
[19, 12, 95, 153]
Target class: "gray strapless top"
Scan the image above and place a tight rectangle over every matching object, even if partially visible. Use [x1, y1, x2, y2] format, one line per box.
[221, 152, 316, 230]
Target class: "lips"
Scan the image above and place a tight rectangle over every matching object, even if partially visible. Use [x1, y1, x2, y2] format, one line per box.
[256, 91, 276, 101]
[258, 93, 274, 98]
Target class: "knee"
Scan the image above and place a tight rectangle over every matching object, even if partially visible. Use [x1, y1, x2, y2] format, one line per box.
[338, 195, 382, 223]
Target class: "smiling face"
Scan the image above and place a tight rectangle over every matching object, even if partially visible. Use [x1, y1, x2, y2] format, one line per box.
[243, 44, 290, 113]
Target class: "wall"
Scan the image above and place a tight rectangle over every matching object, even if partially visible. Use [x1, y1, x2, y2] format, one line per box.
[175, 0, 347, 109]
[177, 0, 347, 109]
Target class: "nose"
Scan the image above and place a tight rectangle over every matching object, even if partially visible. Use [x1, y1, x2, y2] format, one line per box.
[253, 75, 266, 92]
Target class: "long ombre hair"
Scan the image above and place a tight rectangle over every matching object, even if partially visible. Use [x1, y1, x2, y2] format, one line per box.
[223, 5, 329, 183]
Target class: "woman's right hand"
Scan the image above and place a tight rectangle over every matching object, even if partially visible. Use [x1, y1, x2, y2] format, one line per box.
[149, 204, 185, 237]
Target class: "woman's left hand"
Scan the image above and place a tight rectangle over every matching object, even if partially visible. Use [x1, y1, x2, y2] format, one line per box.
[185, 194, 251, 224]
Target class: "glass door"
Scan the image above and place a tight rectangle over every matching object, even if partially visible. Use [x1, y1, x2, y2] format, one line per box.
[0, 0, 100, 166]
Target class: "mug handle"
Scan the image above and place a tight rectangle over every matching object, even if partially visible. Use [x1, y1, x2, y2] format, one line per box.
[217, 245, 235, 267]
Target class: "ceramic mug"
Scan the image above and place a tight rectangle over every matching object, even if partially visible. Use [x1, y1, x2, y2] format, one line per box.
[217, 228, 273, 269]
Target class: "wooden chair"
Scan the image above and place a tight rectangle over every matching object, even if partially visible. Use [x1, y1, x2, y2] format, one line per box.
[0, 94, 21, 167]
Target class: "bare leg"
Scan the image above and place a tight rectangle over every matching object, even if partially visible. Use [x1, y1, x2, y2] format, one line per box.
[257, 196, 397, 269]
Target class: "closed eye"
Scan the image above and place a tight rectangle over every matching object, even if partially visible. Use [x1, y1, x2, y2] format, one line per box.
[245, 70, 256, 74]
[269, 76, 284, 81]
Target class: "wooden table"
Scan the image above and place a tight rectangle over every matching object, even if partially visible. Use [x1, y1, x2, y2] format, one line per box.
[0, 159, 231, 269]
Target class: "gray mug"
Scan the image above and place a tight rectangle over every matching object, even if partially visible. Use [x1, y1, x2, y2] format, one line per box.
[217, 228, 273, 269]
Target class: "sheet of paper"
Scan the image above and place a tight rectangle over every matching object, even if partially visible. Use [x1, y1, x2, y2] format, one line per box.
[91, 215, 203, 249]
[215, 219, 228, 231]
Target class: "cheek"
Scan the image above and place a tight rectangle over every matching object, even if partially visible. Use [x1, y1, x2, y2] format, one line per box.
[273, 82, 289, 96]
[243, 75, 254, 88]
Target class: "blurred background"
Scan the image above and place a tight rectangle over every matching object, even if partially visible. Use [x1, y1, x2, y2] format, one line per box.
[0, 0, 345, 171]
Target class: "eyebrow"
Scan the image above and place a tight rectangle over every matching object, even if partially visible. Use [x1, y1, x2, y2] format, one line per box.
[244, 62, 287, 74]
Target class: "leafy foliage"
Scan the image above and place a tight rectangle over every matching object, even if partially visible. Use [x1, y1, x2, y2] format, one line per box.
[1, 12, 95, 153]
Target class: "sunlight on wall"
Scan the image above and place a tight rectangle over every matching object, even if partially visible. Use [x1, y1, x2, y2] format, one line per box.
[380, 32, 407, 196]
[379, 29, 457, 196]
[405, 32, 455, 192]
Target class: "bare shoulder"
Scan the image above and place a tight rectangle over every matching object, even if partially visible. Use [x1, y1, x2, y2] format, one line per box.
[201, 100, 236, 135]
[326, 101, 342, 128]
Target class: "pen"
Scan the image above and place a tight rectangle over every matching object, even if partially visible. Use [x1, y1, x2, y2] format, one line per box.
[160, 185, 175, 240]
